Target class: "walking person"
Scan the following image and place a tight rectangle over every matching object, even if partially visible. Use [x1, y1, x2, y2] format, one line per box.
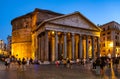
[55, 60, 59, 67]
[100, 58, 106, 75]
[66, 58, 70, 68]
[5, 57, 11, 69]
[115, 57, 119, 70]
[17, 58, 21, 70]
[5, 58, 8, 69]
[29, 58, 33, 68]
[95, 57, 101, 75]
[26, 58, 30, 67]
[106, 58, 111, 68]
[62, 59, 66, 67]
[92, 60, 96, 69]
[21, 57, 26, 71]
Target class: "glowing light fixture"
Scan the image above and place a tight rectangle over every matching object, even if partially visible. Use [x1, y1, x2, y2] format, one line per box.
[109, 42, 113, 47]
[52, 31, 54, 35]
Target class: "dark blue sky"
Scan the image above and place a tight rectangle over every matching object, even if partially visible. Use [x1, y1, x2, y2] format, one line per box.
[0, 0, 120, 43]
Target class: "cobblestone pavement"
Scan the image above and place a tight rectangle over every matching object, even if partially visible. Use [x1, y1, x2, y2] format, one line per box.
[0, 63, 119, 79]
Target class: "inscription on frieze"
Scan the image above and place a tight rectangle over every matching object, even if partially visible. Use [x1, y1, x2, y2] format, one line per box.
[45, 24, 100, 36]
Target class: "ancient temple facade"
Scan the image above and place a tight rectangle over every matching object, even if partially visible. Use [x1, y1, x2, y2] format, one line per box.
[33, 12, 101, 61]
[11, 8, 101, 61]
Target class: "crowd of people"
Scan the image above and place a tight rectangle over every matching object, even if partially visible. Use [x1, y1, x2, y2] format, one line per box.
[55, 56, 120, 75]
[3, 56, 33, 71]
[1, 55, 120, 74]
[92, 56, 120, 74]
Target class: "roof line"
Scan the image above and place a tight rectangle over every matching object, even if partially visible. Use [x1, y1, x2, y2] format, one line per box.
[11, 8, 63, 24]
[100, 21, 120, 27]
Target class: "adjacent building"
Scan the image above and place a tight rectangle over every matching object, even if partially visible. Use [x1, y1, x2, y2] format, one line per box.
[11, 8, 101, 62]
[0, 40, 7, 55]
[100, 21, 120, 57]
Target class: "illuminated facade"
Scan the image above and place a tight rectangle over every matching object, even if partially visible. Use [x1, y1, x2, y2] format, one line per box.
[100, 21, 120, 57]
[11, 8, 101, 61]
[11, 8, 63, 59]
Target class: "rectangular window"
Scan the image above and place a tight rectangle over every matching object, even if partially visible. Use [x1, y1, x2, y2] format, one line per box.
[107, 36, 111, 41]
[102, 33, 105, 36]
[102, 50, 105, 52]
[102, 43, 105, 47]
[103, 28, 105, 31]
[107, 32, 111, 34]
[115, 36, 119, 40]
[103, 37, 105, 41]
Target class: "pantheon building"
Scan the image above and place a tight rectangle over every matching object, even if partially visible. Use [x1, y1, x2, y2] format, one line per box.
[11, 8, 101, 62]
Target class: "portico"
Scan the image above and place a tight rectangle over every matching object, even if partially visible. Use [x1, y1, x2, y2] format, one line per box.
[33, 12, 101, 62]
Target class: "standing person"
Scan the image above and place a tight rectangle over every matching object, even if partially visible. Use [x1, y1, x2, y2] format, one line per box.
[115, 57, 119, 70]
[29, 58, 33, 64]
[17, 58, 21, 70]
[95, 58, 101, 75]
[5, 58, 8, 69]
[107, 58, 111, 68]
[29, 58, 33, 68]
[100, 58, 106, 75]
[26, 58, 30, 67]
[92, 60, 96, 69]
[76, 59, 80, 64]
[62, 59, 66, 67]
[5, 57, 11, 69]
[66, 58, 70, 68]
[80, 58, 84, 65]
[55, 60, 59, 67]
[21, 58, 26, 71]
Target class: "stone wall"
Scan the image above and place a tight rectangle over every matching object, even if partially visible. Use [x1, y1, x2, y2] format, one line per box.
[12, 16, 32, 58]
[11, 8, 63, 59]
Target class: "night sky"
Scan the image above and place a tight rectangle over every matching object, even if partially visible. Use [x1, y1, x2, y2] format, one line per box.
[0, 0, 120, 43]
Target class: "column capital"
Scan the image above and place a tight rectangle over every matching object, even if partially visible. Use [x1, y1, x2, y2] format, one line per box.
[45, 30, 49, 32]
[79, 34, 82, 36]
[85, 35, 89, 37]
[86, 35, 88, 37]
[55, 31, 58, 35]
[97, 37, 100, 39]
[91, 36, 94, 39]
[63, 32, 67, 35]
[45, 30, 49, 35]
[71, 33, 75, 36]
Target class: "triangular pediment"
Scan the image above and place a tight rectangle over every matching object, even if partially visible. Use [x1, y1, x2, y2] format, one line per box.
[45, 12, 101, 31]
